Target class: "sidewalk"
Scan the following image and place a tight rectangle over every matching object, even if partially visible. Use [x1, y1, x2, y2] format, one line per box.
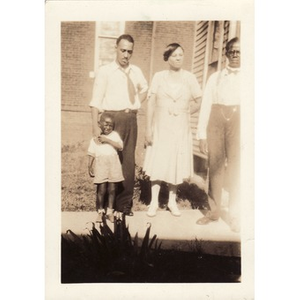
[62, 209, 240, 257]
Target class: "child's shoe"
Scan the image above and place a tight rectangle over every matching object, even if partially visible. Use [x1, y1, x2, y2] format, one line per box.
[96, 210, 105, 223]
[106, 208, 115, 223]
[106, 213, 115, 223]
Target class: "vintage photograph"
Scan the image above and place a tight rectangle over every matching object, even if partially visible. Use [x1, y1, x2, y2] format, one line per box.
[61, 19, 241, 282]
[46, 1, 254, 299]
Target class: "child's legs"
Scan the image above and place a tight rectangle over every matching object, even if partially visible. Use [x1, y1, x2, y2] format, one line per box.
[107, 182, 117, 210]
[96, 183, 107, 211]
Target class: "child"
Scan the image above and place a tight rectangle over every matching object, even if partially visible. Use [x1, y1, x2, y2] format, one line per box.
[87, 113, 124, 223]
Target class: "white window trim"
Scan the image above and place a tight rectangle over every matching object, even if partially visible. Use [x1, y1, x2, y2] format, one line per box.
[90, 21, 125, 78]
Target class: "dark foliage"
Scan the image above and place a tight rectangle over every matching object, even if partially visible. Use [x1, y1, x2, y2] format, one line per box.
[61, 214, 241, 283]
[135, 165, 209, 209]
[177, 181, 209, 209]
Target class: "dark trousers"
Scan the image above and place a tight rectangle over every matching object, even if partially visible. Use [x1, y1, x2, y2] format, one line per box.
[207, 104, 240, 220]
[107, 111, 137, 212]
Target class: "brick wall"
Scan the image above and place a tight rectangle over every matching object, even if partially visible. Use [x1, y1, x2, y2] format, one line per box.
[125, 21, 196, 83]
[61, 21, 196, 112]
[151, 21, 195, 76]
[124, 21, 153, 84]
[61, 22, 95, 111]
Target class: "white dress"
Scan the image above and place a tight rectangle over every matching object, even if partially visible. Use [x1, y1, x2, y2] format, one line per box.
[143, 70, 202, 185]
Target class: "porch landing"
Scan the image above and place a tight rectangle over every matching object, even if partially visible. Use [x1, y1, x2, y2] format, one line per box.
[62, 209, 240, 257]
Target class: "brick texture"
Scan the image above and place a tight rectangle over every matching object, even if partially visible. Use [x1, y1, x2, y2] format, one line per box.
[61, 22, 95, 112]
[125, 21, 153, 84]
[151, 21, 195, 75]
[61, 21, 196, 112]
[125, 21, 196, 83]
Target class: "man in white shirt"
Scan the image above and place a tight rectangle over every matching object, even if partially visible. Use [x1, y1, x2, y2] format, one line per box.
[196, 37, 240, 232]
[90, 34, 148, 216]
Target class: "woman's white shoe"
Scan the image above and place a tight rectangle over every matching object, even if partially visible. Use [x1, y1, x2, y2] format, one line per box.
[168, 204, 181, 217]
[147, 205, 158, 217]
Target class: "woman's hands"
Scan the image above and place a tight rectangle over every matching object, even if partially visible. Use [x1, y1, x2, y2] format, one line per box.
[144, 130, 153, 147]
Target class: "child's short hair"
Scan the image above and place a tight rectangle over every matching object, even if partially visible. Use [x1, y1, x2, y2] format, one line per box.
[98, 112, 115, 126]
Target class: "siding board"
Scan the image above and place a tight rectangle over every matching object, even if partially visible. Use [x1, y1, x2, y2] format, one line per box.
[191, 21, 209, 158]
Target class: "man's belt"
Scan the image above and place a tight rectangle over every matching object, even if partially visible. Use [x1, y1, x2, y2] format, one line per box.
[104, 109, 138, 114]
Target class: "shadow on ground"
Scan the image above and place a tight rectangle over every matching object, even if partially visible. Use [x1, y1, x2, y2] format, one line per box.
[61, 215, 241, 283]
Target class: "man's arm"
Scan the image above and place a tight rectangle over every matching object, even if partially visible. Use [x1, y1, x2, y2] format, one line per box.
[197, 73, 216, 154]
[197, 73, 216, 140]
[139, 91, 148, 104]
[136, 66, 148, 104]
[91, 107, 101, 138]
[90, 67, 106, 138]
[98, 135, 123, 151]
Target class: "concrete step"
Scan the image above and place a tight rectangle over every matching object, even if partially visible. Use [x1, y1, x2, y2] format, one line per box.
[62, 209, 240, 257]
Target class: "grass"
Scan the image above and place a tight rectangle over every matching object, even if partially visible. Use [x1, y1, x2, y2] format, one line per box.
[61, 111, 209, 212]
[61, 140, 209, 211]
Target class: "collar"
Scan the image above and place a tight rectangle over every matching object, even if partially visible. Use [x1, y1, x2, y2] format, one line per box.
[112, 60, 132, 73]
[226, 66, 240, 74]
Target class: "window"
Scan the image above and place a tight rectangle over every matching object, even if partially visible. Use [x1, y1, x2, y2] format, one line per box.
[93, 22, 125, 73]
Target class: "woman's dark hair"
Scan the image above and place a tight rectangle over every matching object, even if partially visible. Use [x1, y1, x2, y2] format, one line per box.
[163, 43, 184, 61]
[116, 34, 134, 45]
[226, 37, 240, 52]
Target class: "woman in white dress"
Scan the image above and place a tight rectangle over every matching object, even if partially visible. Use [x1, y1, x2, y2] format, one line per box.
[143, 43, 202, 217]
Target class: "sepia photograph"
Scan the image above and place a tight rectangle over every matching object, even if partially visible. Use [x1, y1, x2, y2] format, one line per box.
[46, 1, 254, 299]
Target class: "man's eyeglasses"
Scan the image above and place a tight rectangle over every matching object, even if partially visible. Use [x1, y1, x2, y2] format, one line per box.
[227, 50, 240, 57]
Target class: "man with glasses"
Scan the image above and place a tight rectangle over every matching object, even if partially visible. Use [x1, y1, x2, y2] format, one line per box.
[196, 37, 241, 232]
[90, 34, 148, 217]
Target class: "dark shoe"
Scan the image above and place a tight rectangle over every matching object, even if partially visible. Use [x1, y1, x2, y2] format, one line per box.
[123, 209, 134, 216]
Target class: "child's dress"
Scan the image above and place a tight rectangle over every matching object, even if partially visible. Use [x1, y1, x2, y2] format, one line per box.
[88, 131, 124, 184]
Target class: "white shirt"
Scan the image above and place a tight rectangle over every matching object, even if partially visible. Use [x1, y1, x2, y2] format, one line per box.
[87, 131, 123, 157]
[89, 61, 148, 111]
[197, 67, 240, 139]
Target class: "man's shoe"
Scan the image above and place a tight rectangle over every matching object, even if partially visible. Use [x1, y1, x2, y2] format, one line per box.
[196, 215, 218, 225]
[229, 218, 240, 233]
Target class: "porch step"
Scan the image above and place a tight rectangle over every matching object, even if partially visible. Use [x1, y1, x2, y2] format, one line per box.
[61, 209, 240, 257]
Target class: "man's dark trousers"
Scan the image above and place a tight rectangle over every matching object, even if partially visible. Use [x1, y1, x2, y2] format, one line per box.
[108, 110, 137, 213]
